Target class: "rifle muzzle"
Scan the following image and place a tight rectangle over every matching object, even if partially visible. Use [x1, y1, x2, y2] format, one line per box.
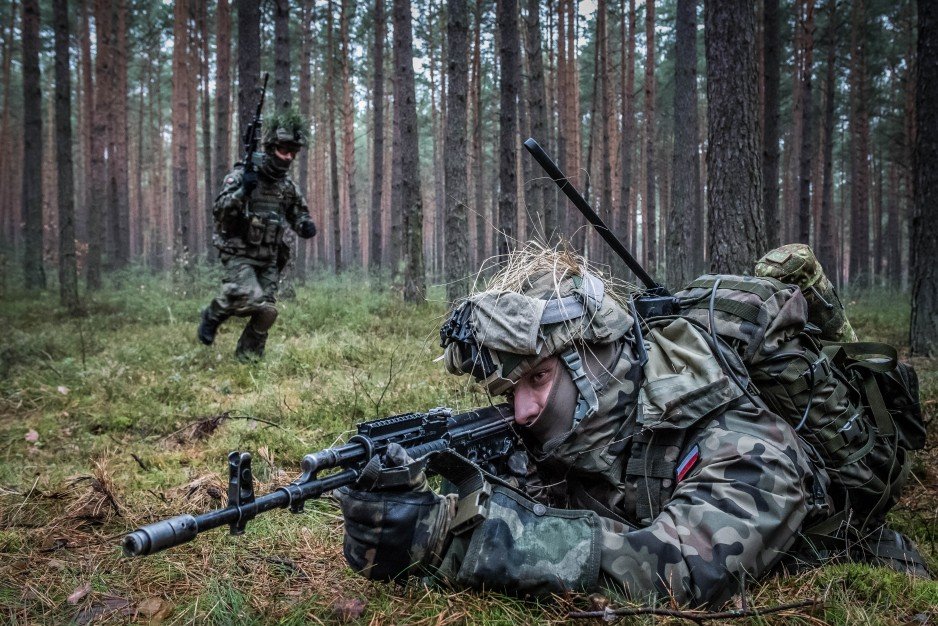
[122, 514, 199, 557]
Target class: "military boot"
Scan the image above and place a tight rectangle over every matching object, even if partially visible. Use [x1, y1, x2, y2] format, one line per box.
[235, 305, 278, 361]
[198, 306, 229, 346]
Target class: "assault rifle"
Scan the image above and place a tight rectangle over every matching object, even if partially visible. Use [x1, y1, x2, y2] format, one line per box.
[523, 138, 679, 318]
[238, 72, 269, 217]
[122, 404, 515, 557]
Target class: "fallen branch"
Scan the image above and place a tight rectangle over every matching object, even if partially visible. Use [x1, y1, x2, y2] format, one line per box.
[567, 599, 822, 623]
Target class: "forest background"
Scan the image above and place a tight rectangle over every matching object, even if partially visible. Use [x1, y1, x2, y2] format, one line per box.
[1, 0, 938, 623]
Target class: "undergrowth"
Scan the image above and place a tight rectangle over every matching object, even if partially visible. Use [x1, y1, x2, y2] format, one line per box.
[0, 268, 934, 624]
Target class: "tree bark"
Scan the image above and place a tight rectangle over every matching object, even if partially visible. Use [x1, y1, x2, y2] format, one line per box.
[818, 0, 837, 277]
[237, 0, 260, 144]
[620, 0, 636, 256]
[668, 0, 701, 289]
[911, 0, 938, 355]
[445, 0, 470, 301]
[297, 0, 312, 279]
[274, 0, 291, 110]
[326, 2, 342, 270]
[797, 0, 815, 244]
[762, 0, 781, 248]
[172, 0, 192, 267]
[21, 0, 45, 289]
[394, 0, 426, 301]
[849, 0, 870, 285]
[53, 0, 77, 309]
[705, 0, 766, 273]
[215, 0, 231, 187]
[341, 0, 359, 265]
[370, 0, 386, 270]
[644, 0, 657, 270]
[497, 0, 519, 259]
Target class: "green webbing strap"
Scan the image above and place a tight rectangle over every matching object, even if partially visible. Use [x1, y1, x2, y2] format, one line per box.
[687, 277, 779, 302]
[686, 298, 763, 325]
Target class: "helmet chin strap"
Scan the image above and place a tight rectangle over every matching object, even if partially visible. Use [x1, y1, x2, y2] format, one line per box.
[527, 341, 621, 451]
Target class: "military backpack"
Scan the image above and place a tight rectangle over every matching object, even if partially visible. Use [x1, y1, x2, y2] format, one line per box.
[673, 274, 925, 532]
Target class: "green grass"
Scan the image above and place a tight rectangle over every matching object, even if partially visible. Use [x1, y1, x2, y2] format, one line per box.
[0, 269, 935, 624]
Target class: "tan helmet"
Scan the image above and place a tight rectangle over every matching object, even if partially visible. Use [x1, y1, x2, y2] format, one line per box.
[440, 245, 634, 400]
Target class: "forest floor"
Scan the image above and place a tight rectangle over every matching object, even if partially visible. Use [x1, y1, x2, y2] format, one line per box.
[0, 267, 936, 625]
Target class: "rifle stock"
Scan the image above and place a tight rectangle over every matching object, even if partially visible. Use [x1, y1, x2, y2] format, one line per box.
[123, 404, 515, 557]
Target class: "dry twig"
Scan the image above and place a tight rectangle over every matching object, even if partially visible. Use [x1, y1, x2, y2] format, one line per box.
[567, 598, 822, 623]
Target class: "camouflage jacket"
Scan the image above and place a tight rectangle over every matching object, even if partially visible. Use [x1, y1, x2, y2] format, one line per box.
[213, 164, 313, 263]
[440, 317, 830, 606]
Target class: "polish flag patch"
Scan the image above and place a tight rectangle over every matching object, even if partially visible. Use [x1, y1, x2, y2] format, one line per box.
[676, 445, 701, 482]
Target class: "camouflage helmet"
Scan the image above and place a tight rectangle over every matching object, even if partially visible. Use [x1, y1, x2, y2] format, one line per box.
[262, 108, 309, 149]
[440, 244, 633, 397]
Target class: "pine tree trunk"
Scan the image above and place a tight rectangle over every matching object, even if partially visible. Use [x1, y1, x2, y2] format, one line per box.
[911, 0, 938, 355]
[297, 0, 312, 280]
[818, 0, 837, 277]
[445, 0, 470, 301]
[274, 0, 291, 109]
[797, 0, 815, 244]
[237, 0, 260, 144]
[471, 0, 486, 266]
[172, 0, 192, 269]
[644, 0, 657, 270]
[21, 0, 45, 289]
[668, 0, 701, 289]
[497, 0, 519, 258]
[53, 0, 77, 309]
[394, 0, 426, 301]
[370, 0, 386, 271]
[214, 0, 231, 187]
[762, 0, 781, 248]
[0, 1, 16, 250]
[705, 0, 766, 273]
[849, 0, 870, 285]
[620, 0, 636, 256]
[341, 0, 359, 266]
[326, 3, 342, 271]
[198, 0, 213, 256]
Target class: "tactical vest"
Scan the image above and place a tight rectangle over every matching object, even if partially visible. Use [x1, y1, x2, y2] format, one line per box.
[216, 173, 296, 262]
[674, 274, 926, 531]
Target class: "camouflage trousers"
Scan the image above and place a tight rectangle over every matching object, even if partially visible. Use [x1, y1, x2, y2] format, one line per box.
[205, 254, 280, 323]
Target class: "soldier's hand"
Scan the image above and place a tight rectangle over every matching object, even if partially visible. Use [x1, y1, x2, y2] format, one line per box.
[337, 444, 454, 581]
[241, 170, 258, 197]
[297, 220, 317, 239]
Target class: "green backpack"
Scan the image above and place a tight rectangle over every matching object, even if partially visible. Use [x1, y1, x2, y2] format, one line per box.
[674, 274, 926, 532]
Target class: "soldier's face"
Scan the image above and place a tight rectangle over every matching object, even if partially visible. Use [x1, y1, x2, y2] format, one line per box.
[510, 357, 560, 428]
[274, 144, 299, 163]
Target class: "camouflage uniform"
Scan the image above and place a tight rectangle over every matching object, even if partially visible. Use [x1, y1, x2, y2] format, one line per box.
[340, 245, 925, 606]
[199, 110, 317, 360]
[432, 317, 829, 605]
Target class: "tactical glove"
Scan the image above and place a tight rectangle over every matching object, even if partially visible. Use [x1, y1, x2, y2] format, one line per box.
[241, 169, 258, 197]
[297, 219, 317, 239]
[338, 444, 455, 581]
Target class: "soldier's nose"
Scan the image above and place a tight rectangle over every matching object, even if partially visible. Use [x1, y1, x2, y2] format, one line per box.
[513, 388, 540, 427]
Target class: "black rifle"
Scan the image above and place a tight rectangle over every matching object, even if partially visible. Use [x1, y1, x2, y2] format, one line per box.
[239, 72, 269, 216]
[122, 404, 515, 557]
[523, 137, 679, 318]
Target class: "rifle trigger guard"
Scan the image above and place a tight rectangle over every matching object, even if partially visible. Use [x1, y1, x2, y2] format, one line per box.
[227, 451, 256, 535]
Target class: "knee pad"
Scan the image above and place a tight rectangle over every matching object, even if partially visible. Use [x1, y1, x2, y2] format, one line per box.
[250, 304, 278, 333]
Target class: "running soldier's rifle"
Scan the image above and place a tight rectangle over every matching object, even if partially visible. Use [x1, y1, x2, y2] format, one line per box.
[523, 138, 679, 318]
[238, 72, 269, 218]
[122, 404, 515, 557]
